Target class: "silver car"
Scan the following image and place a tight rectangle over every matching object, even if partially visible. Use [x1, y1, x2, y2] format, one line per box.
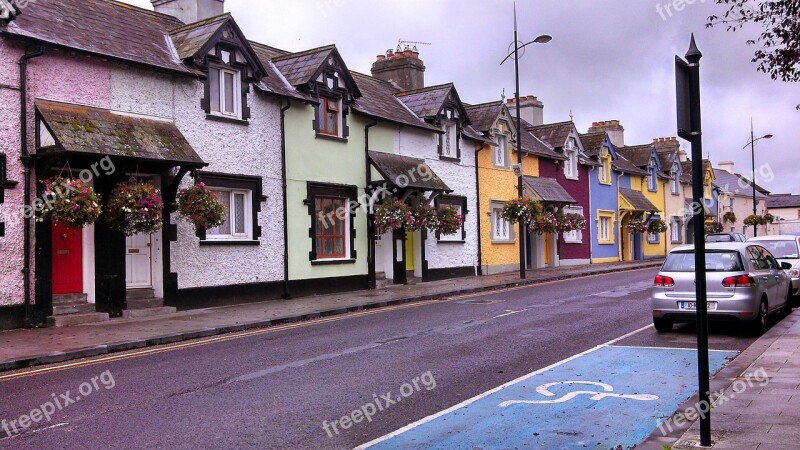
[651, 242, 793, 334]
[747, 235, 800, 300]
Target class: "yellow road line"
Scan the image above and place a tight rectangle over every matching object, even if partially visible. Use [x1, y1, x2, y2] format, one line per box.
[1, 266, 657, 381]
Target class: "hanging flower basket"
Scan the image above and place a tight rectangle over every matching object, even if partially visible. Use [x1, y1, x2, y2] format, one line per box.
[647, 219, 668, 234]
[556, 213, 587, 233]
[722, 211, 737, 224]
[744, 214, 766, 226]
[36, 177, 102, 227]
[705, 221, 724, 234]
[625, 219, 648, 233]
[529, 212, 559, 235]
[436, 206, 465, 235]
[176, 182, 226, 233]
[105, 178, 164, 236]
[374, 201, 413, 234]
[409, 204, 438, 232]
[763, 213, 775, 224]
[501, 197, 543, 224]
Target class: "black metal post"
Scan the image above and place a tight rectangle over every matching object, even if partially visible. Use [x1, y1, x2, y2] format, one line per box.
[686, 35, 712, 447]
[750, 121, 758, 237]
[513, 11, 526, 280]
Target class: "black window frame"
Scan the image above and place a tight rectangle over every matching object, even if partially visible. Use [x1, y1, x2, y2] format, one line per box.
[435, 195, 468, 242]
[196, 172, 265, 246]
[312, 72, 350, 142]
[201, 44, 252, 125]
[306, 182, 358, 264]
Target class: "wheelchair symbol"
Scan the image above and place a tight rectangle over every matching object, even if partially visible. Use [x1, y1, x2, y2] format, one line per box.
[499, 381, 659, 407]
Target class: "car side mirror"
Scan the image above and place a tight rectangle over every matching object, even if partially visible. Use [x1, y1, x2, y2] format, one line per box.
[781, 262, 792, 270]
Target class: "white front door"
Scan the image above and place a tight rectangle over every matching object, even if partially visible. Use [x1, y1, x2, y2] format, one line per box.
[126, 233, 152, 288]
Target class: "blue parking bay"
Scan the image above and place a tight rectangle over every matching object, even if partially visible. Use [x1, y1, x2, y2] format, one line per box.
[363, 346, 735, 449]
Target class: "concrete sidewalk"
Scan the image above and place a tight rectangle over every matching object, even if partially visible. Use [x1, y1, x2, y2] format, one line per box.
[641, 309, 800, 449]
[0, 260, 660, 372]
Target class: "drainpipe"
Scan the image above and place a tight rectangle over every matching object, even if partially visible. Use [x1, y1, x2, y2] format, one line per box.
[280, 99, 291, 298]
[474, 142, 486, 276]
[616, 171, 623, 262]
[365, 120, 378, 289]
[20, 46, 44, 326]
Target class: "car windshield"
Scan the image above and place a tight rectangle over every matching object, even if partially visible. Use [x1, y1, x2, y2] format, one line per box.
[706, 234, 734, 242]
[756, 241, 800, 259]
[662, 250, 745, 272]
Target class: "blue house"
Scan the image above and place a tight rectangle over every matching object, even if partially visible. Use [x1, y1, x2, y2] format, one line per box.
[581, 132, 621, 263]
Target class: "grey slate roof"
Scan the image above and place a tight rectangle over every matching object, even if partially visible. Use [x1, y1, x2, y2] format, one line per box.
[713, 169, 768, 199]
[36, 99, 205, 166]
[249, 42, 316, 102]
[368, 151, 450, 192]
[612, 154, 649, 176]
[464, 101, 504, 133]
[169, 14, 229, 60]
[396, 84, 453, 118]
[349, 72, 440, 133]
[616, 144, 654, 168]
[272, 45, 336, 87]
[523, 176, 576, 203]
[619, 188, 659, 212]
[528, 121, 574, 149]
[0, 0, 199, 76]
[579, 131, 609, 158]
[517, 119, 566, 161]
[767, 195, 800, 209]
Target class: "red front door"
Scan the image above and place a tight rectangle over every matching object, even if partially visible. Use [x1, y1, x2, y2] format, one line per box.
[52, 222, 83, 295]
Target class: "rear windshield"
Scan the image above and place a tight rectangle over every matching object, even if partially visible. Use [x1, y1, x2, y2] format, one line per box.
[756, 241, 799, 259]
[706, 234, 734, 242]
[662, 250, 745, 272]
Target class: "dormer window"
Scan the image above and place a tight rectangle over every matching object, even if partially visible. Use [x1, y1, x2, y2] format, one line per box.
[599, 147, 612, 185]
[671, 168, 680, 195]
[209, 65, 242, 119]
[564, 138, 578, 180]
[495, 134, 508, 168]
[439, 119, 460, 160]
[648, 162, 658, 192]
[318, 96, 342, 137]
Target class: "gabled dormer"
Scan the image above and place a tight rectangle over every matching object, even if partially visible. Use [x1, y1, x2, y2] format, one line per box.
[645, 146, 662, 192]
[169, 14, 267, 123]
[396, 83, 471, 162]
[530, 121, 585, 180]
[273, 45, 361, 141]
[669, 161, 683, 195]
[579, 131, 618, 186]
[464, 101, 516, 168]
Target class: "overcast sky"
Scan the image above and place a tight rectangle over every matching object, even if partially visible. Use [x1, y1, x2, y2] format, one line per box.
[127, 0, 798, 195]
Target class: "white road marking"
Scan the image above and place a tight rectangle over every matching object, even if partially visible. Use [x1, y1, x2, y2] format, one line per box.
[493, 309, 527, 319]
[353, 323, 654, 449]
[609, 345, 735, 353]
[498, 381, 659, 406]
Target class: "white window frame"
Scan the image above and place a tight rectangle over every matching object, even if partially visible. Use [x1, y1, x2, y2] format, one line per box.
[598, 148, 611, 185]
[442, 121, 458, 158]
[206, 188, 253, 240]
[491, 203, 513, 242]
[648, 165, 658, 192]
[494, 134, 508, 168]
[671, 171, 680, 195]
[670, 216, 682, 243]
[209, 65, 242, 119]
[564, 138, 579, 180]
[597, 210, 615, 244]
[438, 201, 464, 243]
[647, 215, 661, 243]
[562, 206, 583, 244]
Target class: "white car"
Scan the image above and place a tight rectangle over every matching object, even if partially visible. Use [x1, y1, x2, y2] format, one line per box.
[748, 235, 800, 301]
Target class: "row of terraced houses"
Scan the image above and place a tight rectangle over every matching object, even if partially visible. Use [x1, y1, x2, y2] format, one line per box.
[0, 0, 751, 329]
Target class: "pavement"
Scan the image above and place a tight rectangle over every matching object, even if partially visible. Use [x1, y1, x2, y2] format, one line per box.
[0, 259, 661, 373]
[640, 309, 800, 449]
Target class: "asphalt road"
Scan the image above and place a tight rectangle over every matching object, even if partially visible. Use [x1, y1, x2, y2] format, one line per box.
[0, 268, 762, 449]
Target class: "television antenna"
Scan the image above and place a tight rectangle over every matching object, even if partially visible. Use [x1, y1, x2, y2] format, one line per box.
[397, 39, 432, 52]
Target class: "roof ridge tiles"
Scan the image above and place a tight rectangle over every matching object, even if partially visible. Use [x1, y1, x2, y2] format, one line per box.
[272, 44, 337, 61]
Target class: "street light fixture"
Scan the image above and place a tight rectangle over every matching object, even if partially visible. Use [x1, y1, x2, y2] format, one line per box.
[501, 4, 551, 280]
[743, 121, 773, 237]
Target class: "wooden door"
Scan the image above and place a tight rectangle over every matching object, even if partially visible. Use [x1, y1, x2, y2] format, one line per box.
[126, 233, 152, 288]
[405, 230, 415, 271]
[52, 222, 83, 294]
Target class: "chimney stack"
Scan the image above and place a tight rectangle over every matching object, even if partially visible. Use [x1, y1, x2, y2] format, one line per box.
[652, 136, 680, 153]
[718, 161, 735, 174]
[588, 120, 625, 148]
[506, 95, 544, 126]
[678, 149, 688, 162]
[371, 47, 425, 91]
[152, 0, 224, 25]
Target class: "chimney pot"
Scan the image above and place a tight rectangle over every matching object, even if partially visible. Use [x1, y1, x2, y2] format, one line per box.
[376, 54, 386, 61]
[371, 45, 425, 90]
[152, 0, 224, 24]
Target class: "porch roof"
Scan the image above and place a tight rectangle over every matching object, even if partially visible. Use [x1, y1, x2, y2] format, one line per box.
[619, 188, 658, 212]
[368, 151, 451, 192]
[35, 100, 207, 167]
[522, 176, 575, 204]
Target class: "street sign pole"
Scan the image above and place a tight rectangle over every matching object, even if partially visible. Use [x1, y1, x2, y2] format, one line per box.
[676, 34, 712, 447]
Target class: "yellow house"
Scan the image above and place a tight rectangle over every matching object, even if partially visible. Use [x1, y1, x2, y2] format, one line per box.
[681, 158, 718, 243]
[466, 101, 539, 274]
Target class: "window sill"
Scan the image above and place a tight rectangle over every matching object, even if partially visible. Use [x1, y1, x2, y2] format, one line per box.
[439, 156, 461, 163]
[599, 181, 612, 186]
[315, 133, 348, 143]
[200, 239, 260, 246]
[311, 258, 356, 266]
[491, 239, 515, 244]
[564, 175, 579, 181]
[564, 241, 583, 245]
[598, 241, 616, 245]
[437, 239, 465, 244]
[206, 114, 249, 126]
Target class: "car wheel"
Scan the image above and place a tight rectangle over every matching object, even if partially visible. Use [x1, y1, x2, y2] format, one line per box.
[653, 318, 673, 332]
[750, 299, 769, 336]
[784, 287, 795, 315]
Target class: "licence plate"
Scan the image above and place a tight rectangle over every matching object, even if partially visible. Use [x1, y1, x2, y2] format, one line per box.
[679, 301, 717, 311]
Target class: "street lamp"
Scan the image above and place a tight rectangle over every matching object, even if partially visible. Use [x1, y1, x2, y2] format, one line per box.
[743, 120, 773, 237]
[501, 3, 551, 280]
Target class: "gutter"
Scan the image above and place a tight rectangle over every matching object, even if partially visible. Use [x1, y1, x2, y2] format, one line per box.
[365, 120, 378, 289]
[474, 142, 487, 276]
[280, 99, 291, 298]
[20, 45, 44, 327]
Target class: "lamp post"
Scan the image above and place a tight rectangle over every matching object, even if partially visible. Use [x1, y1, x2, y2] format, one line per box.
[744, 120, 772, 237]
[501, 3, 551, 280]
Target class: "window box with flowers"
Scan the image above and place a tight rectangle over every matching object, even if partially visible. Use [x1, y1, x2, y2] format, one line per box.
[105, 178, 164, 236]
[37, 177, 102, 228]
